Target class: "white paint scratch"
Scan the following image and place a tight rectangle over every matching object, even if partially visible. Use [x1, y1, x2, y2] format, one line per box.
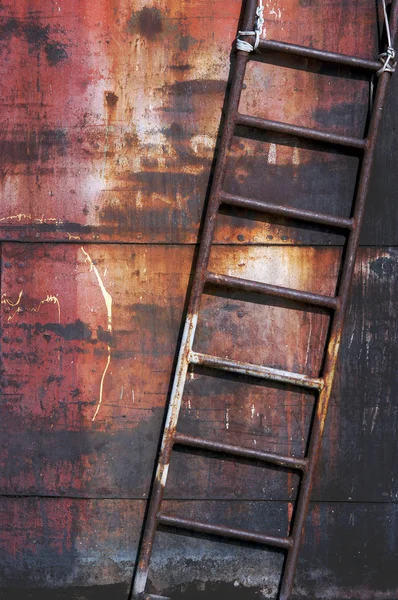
[0, 213, 61, 224]
[1, 290, 23, 307]
[268, 143, 277, 165]
[266, 0, 282, 20]
[370, 405, 379, 434]
[348, 325, 356, 350]
[81, 247, 113, 422]
[1, 290, 24, 321]
[2, 290, 61, 325]
[31, 295, 61, 323]
[292, 146, 300, 166]
[160, 463, 169, 487]
[305, 316, 313, 371]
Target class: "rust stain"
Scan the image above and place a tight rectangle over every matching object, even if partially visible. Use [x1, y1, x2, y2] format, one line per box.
[0, 0, 380, 243]
[127, 6, 164, 39]
[0, 0, 396, 595]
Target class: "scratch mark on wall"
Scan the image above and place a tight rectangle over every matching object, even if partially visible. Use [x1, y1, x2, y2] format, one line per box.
[2, 290, 24, 321]
[225, 407, 230, 430]
[268, 143, 277, 165]
[370, 405, 379, 434]
[0, 214, 62, 224]
[31, 295, 61, 323]
[292, 146, 300, 167]
[2, 291, 61, 323]
[81, 247, 113, 422]
[1, 290, 23, 307]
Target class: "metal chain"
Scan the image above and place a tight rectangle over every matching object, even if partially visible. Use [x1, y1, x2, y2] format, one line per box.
[236, 0, 264, 52]
[377, 0, 396, 75]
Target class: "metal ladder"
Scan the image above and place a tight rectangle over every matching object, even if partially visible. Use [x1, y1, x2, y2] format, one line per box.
[132, 1, 398, 598]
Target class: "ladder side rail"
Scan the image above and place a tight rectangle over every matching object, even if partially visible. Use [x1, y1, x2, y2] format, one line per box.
[131, 2, 258, 595]
[279, 3, 398, 598]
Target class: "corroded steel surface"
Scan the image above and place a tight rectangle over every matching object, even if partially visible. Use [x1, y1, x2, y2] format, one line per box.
[0, 245, 397, 596]
[0, 245, 397, 497]
[0, 0, 396, 244]
[1, 498, 398, 597]
[0, 0, 397, 598]
[0, 243, 338, 498]
[130, 0, 398, 595]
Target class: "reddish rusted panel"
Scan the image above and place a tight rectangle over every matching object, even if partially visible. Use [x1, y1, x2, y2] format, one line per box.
[0, 0, 397, 597]
[0, 242, 336, 498]
[0, 244, 396, 503]
[0, 242, 191, 497]
[0, 0, 396, 244]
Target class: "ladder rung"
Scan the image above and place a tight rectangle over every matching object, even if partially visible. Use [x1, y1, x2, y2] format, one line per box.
[174, 432, 307, 470]
[157, 513, 293, 549]
[189, 351, 324, 390]
[139, 595, 171, 600]
[235, 113, 366, 150]
[257, 39, 382, 72]
[206, 271, 338, 310]
[219, 191, 354, 230]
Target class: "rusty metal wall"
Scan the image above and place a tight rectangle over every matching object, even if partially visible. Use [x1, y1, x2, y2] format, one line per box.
[0, 1, 397, 599]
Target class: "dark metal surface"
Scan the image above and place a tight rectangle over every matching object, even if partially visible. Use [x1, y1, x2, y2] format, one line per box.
[279, 2, 398, 597]
[131, 0, 398, 598]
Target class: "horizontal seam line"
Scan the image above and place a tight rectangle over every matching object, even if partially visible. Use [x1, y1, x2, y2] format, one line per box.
[0, 494, 396, 504]
[0, 241, 395, 248]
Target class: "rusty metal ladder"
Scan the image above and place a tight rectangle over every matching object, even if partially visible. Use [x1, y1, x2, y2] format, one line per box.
[132, 1, 398, 598]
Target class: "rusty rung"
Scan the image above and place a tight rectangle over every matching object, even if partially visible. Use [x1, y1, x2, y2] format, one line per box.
[138, 595, 171, 600]
[157, 513, 293, 550]
[189, 351, 324, 390]
[257, 38, 382, 72]
[174, 432, 307, 470]
[206, 271, 339, 310]
[219, 191, 354, 230]
[236, 113, 367, 149]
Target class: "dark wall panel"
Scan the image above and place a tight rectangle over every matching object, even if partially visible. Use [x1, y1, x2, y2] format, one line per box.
[0, 498, 397, 599]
